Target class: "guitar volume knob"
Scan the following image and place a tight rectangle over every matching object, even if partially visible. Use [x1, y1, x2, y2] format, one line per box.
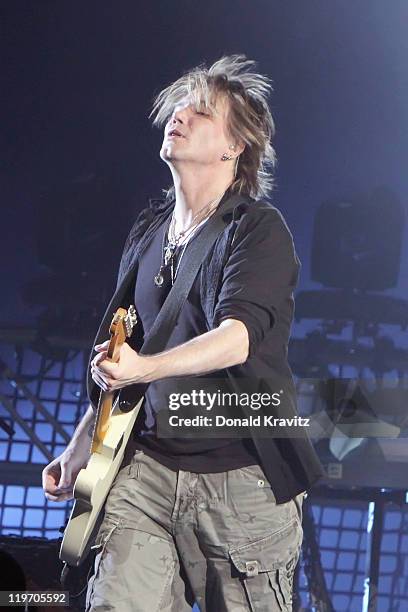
[119, 399, 132, 411]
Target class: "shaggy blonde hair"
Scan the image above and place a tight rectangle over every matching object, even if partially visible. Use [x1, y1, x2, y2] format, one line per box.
[149, 54, 277, 200]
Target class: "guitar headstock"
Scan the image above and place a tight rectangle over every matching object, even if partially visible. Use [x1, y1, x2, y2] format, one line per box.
[106, 305, 138, 362]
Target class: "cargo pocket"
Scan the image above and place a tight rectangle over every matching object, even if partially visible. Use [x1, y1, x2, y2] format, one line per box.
[85, 520, 121, 611]
[229, 518, 302, 611]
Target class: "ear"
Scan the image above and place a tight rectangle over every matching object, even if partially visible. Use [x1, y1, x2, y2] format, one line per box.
[233, 141, 246, 157]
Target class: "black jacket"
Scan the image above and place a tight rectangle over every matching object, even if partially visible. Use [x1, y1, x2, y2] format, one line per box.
[86, 188, 325, 503]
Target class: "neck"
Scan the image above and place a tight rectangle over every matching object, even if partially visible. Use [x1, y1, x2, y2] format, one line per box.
[170, 167, 234, 232]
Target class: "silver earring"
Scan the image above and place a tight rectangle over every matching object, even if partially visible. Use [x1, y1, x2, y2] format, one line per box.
[221, 153, 233, 161]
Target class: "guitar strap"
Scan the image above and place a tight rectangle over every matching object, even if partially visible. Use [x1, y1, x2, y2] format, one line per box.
[137, 192, 244, 357]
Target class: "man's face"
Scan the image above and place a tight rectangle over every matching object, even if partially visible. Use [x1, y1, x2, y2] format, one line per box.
[160, 92, 232, 167]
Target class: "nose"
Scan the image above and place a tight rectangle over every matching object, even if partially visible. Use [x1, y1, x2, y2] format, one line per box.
[171, 103, 190, 125]
[170, 115, 181, 128]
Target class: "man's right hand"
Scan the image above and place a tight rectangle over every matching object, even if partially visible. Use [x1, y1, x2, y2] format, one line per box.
[42, 445, 90, 502]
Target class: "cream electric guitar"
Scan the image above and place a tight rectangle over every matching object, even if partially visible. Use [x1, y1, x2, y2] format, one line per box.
[60, 305, 144, 567]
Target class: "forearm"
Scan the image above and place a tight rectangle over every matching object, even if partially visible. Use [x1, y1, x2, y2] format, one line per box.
[145, 318, 249, 382]
[67, 404, 95, 449]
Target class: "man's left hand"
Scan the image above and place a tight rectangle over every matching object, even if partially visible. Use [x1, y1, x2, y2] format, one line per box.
[91, 341, 153, 392]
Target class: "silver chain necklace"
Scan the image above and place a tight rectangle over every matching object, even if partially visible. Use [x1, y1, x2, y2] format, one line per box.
[154, 193, 224, 287]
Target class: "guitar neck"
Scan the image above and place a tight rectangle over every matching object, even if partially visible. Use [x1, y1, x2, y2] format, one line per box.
[91, 390, 115, 454]
[88, 306, 138, 455]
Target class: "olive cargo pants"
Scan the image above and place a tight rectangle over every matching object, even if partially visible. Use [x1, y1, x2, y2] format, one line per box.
[85, 449, 305, 611]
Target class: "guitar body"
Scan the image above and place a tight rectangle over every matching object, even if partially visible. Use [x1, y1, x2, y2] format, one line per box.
[60, 396, 144, 566]
[59, 306, 142, 567]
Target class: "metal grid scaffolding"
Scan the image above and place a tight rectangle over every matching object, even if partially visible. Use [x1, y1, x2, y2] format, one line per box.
[0, 340, 407, 610]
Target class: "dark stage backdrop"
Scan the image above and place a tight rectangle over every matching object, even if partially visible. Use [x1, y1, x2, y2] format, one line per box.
[2, 0, 407, 325]
[2, 4, 408, 610]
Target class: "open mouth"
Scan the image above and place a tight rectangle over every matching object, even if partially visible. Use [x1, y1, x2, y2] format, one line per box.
[168, 130, 185, 138]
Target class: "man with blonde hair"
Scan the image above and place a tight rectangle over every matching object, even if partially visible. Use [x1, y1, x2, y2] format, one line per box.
[43, 55, 324, 611]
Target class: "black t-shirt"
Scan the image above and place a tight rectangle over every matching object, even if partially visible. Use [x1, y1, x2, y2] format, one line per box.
[131, 214, 259, 472]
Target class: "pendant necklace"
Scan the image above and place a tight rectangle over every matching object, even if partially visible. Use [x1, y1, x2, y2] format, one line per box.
[153, 218, 176, 287]
[154, 192, 224, 287]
